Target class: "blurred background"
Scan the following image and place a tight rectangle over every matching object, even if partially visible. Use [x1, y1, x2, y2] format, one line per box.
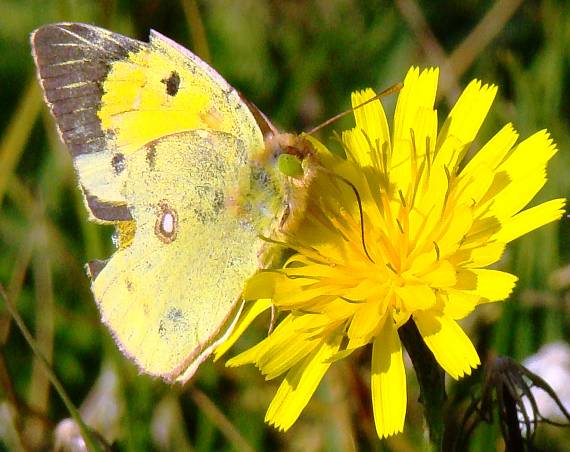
[1, 0, 569, 450]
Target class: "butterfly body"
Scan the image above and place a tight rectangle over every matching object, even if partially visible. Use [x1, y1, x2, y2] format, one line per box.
[31, 23, 309, 382]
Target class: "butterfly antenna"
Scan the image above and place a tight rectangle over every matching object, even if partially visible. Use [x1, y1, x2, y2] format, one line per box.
[239, 93, 280, 137]
[305, 82, 402, 136]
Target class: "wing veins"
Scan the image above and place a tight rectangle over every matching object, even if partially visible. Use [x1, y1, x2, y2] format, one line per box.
[56, 25, 110, 53]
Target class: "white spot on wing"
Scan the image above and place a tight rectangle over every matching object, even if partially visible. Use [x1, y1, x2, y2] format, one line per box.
[162, 212, 174, 234]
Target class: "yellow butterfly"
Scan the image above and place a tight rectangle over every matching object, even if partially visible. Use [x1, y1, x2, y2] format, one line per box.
[31, 23, 314, 383]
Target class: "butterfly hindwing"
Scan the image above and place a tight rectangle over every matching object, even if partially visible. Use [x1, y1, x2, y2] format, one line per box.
[92, 130, 261, 380]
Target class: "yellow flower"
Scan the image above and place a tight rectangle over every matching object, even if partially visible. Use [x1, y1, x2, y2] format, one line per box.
[217, 67, 566, 438]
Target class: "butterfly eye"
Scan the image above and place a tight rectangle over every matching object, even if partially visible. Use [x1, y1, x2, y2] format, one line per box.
[277, 153, 304, 178]
[155, 201, 178, 243]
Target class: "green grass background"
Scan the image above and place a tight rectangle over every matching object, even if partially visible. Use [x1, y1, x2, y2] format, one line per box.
[0, 0, 569, 450]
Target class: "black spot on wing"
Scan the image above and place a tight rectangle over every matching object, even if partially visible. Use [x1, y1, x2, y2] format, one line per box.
[31, 23, 144, 157]
[85, 193, 132, 222]
[167, 308, 184, 321]
[193, 186, 225, 224]
[158, 307, 188, 339]
[212, 189, 224, 215]
[193, 208, 208, 225]
[146, 143, 157, 169]
[125, 278, 134, 292]
[161, 71, 180, 96]
[111, 153, 126, 174]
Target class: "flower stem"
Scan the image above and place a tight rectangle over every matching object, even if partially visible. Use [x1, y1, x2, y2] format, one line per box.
[399, 319, 446, 450]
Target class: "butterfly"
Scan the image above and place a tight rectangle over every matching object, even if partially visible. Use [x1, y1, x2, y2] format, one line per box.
[31, 23, 315, 383]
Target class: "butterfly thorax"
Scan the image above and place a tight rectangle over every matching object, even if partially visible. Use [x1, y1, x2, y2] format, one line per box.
[234, 132, 318, 269]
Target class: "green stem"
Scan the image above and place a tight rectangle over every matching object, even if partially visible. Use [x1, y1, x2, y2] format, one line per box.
[399, 319, 446, 450]
[0, 284, 103, 452]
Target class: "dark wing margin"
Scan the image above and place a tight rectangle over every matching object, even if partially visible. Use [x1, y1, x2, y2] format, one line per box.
[30, 23, 143, 157]
[84, 193, 134, 221]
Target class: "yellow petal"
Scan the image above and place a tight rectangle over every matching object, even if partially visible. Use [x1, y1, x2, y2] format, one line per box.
[497, 130, 557, 179]
[494, 198, 566, 243]
[436, 203, 474, 256]
[462, 216, 501, 246]
[255, 315, 314, 366]
[392, 68, 439, 190]
[371, 319, 406, 438]
[395, 283, 436, 311]
[443, 290, 481, 319]
[455, 163, 495, 208]
[346, 301, 386, 349]
[414, 312, 480, 379]
[409, 203, 445, 258]
[490, 130, 558, 218]
[261, 336, 321, 380]
[450, 241, 506, 268]
[352, 89, 391, 147]
[455, 269, 518, 301]
[226, 340, 265, 368]
[411, 107, 438, 160]
[393, 67, 439, 146]
[435, 80, 497, 168]
[273, 283, 341, 309]
[226, 314, 300, 368]
[344, 88, 390, 170]
[393, 105, 438, 205]
[420, 260, 457, 288]
[489, 171, 548, 220]
[282, 262, 340, 279]
[342, 278, 388, 302]
[265, 335, 342, 431]
[243, 271, 281, 300]
[474, 269, 517, 301]
[461, 123, 518, 174]
[214, 298, 272, 360]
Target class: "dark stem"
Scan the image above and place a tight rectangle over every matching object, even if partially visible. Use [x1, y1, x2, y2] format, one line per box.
[399, 319, 446, 450]
[500, 382, 525, 451]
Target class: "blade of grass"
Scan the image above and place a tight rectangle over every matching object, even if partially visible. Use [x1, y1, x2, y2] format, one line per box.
[0, 283, 103, 452]
[5, 176, 89, 281]
[447, 0, 523, 80]
[181, 0, 211, 63]
[188, 387, 254, 452]
[0, 79, 42, 208]
[25, 203, 55, 448]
